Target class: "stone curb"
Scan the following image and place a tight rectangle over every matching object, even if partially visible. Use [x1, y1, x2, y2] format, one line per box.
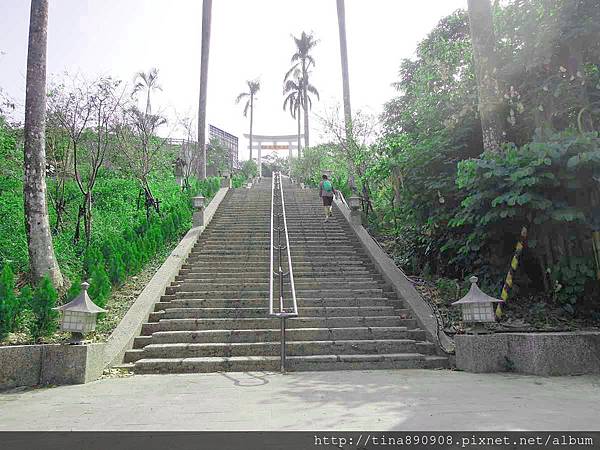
[455, 332, 600, 375]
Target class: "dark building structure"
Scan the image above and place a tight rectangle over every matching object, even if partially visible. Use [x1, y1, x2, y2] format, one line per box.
[209, 124, 239, 171]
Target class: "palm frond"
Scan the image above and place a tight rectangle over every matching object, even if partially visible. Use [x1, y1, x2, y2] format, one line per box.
[307, 84, 320, 101]
[283, 79, 300, 94]
[248, 80, 261, 94]
[235, 92, 249, 104]
[243, 100, 251, 118]
[284, 64, 301, 82]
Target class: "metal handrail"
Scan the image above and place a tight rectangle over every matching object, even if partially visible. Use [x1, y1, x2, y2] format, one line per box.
[269, 171, 298, 373]
[335, 190, 351, 210]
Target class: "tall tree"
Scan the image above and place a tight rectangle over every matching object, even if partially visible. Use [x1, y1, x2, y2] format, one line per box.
[236, 80, 260, 163]
[132, 68, 161, 116]
[283, 71, 319, 159]
[336, 0, 359, 192]
[286, 32, 319, 149]
[336, 0, 352, 138]
[23, 0, 63, 288]
[467, 0, 505, 153]
[197, 0, 212, 180]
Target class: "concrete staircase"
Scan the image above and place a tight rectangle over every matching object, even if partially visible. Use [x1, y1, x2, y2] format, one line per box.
[125, 178, 448, 373]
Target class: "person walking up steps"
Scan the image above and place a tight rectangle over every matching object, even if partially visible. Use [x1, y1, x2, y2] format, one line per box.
[319, 174, 336, 221]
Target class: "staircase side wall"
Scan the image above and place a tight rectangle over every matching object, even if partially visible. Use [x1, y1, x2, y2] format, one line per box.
[103, 187, 230, 368]
[333, 198, 455, 356]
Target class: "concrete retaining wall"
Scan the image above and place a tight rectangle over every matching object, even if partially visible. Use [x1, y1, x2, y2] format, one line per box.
[456, 332, 600, 375]
[0, 343, 106, 390]
[0, 187, 229, 390]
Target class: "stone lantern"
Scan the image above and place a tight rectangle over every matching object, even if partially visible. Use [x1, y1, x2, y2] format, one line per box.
[55, 282, 106, 344]
[221, 170, 232, 188]
[348, 195, 361, 210]
[348, 195, 362, 226]
[452, 276, 503, 334]
[192, 195, 205, 227]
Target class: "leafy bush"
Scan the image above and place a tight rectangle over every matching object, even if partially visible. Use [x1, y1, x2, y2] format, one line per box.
[28, 275, 59, 342]
[453, 131, 600, 304]
[240, 159, 258, 179]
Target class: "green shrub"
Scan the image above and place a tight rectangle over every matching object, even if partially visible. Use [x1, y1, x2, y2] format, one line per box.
[0, 264, 20, 339]
[28, 276, 59, 342]
[83, 246, 104, 278]
[66, 275, 83, 301]
[88, 264, 111, 311]
[231, 174, 248, 188]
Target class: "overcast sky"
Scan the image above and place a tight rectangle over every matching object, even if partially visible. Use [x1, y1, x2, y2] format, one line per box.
[0, 0, 466, 160]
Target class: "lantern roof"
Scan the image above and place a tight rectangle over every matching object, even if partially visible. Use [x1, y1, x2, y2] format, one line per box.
[452, 277, 504, 305]
[55, 282, 107, 314]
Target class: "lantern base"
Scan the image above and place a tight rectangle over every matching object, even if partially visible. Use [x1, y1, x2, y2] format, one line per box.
[69, 332, 85, 345]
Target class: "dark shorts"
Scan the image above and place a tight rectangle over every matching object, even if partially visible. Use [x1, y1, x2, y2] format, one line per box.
[322, 196, 333, 206]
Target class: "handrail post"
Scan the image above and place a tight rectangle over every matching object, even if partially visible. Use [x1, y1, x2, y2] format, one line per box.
[280, 316, 286, 373]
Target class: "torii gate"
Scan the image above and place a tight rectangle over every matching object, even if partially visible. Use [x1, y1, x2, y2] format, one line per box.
[244, 133, 304, 177]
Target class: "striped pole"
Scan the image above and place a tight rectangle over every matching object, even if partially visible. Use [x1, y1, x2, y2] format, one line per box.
[497, 226, 528, 318]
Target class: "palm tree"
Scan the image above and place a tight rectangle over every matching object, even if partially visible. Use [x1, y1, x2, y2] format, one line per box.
[336, 0, 352, 139]
[132, 68, 161, 116]
[23, 0, 63, 287]
[283, 71, 319, 159]
[336, 0, 358, 193]
[198, 0, 212, 179]
[235, 80, 260, 163]
[285, 32, 319, 148]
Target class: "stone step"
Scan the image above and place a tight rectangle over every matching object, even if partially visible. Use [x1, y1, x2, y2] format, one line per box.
[141, 316, 418, 333]
[140, 326, 417, 345]
[169, 280, 380, 292]
[192, 245, 358, 253]
[132, 354, 448, 374]
[174, 275, 379, 283]
[179, 264, 381, 278]
[129, 339, 421, 361]
[185, 257, 367, 264]
[151, 306, 406, 320]
[155, 297, 395, 310]
[160, 288, 385, 299]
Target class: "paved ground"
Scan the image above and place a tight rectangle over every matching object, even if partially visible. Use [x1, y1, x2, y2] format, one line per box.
[1, 369, 599, 431]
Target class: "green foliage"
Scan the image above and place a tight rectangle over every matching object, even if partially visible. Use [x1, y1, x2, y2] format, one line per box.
[88, 264, 111, 311]
[0, 264, 20, 339]
[66, 275, 82, 301]
[231, 174, 248, 188]
[549, 257, 596, 311]
[28, 276, 59, 342]
[240, 159, 258, 179]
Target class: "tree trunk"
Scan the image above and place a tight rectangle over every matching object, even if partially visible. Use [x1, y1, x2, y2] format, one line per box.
[297, 103, 302, 158]
[249, 95, 254, 162]
[336, 0, 359, 192]
[467, 0, 505, 153]
[337, 0, 352, 139]
[302, 62, 310, 148]
[23, 0, 63, 288]
[197, 0, 212, 180]
[83, 191, 92, 246]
